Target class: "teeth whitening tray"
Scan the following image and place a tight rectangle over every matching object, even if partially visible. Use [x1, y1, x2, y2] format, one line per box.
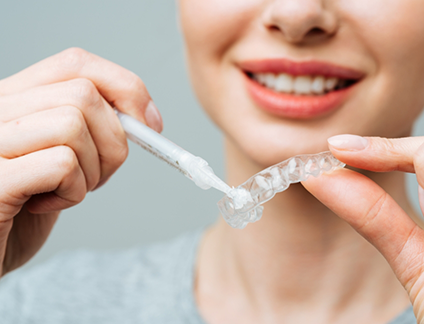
[116, 111, 345, 229]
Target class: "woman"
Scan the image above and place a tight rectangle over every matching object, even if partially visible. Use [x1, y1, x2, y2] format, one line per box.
[0, 0, 423, 323]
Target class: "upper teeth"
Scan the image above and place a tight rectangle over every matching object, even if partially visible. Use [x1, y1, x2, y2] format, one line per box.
[253, 73, 341, 95]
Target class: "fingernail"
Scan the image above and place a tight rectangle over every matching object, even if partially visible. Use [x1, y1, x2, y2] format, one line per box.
[328, 134, 369, 151]
[145, 101, 163, 133]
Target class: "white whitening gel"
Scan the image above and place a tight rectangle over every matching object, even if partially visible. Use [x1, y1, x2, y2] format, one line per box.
[116, 110, 231, 194]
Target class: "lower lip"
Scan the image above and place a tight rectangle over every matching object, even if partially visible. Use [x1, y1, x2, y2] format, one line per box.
[244, 74, 355, 119]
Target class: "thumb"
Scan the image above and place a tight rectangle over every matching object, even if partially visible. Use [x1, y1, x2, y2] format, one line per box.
[327, 135, 424, 176]
[328, 134, 424, 218]
[302, 168, 424, 290]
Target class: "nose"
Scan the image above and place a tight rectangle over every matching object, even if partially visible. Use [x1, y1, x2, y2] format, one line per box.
[262, 0, 338, 44]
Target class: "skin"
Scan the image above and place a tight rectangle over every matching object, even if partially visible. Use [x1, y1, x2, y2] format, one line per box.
[0, 48, 162, 275]
[178, 0, 424, 323]
[179, 0, 424, 166]
[303, 138, 424, 322]
[1, 0, 424, 323]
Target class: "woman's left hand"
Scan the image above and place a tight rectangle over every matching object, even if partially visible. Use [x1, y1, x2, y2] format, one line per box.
[302, 135, 424, 321]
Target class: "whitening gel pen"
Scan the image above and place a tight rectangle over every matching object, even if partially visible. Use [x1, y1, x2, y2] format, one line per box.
[115, 110, 231, 194]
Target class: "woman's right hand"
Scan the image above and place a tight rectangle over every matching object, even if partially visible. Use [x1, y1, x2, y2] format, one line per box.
[0, 48, 162, 276]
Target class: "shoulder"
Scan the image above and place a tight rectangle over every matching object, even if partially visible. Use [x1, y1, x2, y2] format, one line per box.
[0, 229, 204, 323]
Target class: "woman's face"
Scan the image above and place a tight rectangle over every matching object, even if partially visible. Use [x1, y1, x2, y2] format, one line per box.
[179, 0, 424, 167]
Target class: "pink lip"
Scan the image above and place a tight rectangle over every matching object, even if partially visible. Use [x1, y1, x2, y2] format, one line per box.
[239, 59, 365, 79]
[239, 59, 364, 119]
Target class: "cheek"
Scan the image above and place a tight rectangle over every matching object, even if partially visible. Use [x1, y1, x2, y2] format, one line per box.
[179, 0, 261, 124]
[340, 0, 424, 61]
[340, 0, 424, 122]
[179, 0, 259, 59]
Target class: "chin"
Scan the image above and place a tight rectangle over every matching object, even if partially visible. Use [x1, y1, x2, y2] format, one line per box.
[224, 121, 335, 168]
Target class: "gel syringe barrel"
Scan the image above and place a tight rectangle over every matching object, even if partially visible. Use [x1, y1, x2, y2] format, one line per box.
[116, 111, 191, 173]
[115, 111, 231, 193]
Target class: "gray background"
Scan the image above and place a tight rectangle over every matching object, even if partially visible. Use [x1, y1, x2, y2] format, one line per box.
[0, 0, 423, 269]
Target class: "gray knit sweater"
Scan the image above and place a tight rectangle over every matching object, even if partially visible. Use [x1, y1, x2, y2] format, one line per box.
[0, 230, 416, 323]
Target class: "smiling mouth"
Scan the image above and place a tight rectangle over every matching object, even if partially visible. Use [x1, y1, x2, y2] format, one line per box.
[246, 72, 358, 96]
[239, 59, 364, 119]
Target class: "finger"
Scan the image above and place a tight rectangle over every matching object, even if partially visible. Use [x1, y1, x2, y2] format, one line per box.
[327, 134, 424, 174]
[0, 79, 129, 184]
[0, 146, 87, 218]
[328, 135, 424, 219]
[302, 169, 424, 288]
[2, 208, 59, 276]
[0, 217, 13, 276]
[0, 107, 100, 191]
[0, 47, 163, 130]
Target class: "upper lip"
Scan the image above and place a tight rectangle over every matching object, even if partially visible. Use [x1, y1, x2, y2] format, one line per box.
[238, 58, 365, 80]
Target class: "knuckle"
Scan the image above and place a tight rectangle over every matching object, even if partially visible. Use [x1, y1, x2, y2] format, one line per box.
[114, 143, 129, 166]
[102, 142, 128, 175]
[57, 47, 90, 72]
[69, 78, 99, 106]
[127, 73, 147, 95]
[74, 188, 87, 204]
[64, 188, 87, 207]
[54, 146, 79, 175]
[58, 106, 88, 139]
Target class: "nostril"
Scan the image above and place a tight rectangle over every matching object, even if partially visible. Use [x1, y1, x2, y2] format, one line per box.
[308, 27, 325, 36]
[269, 25, 281, 32]
[267, 24, 329, 44]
